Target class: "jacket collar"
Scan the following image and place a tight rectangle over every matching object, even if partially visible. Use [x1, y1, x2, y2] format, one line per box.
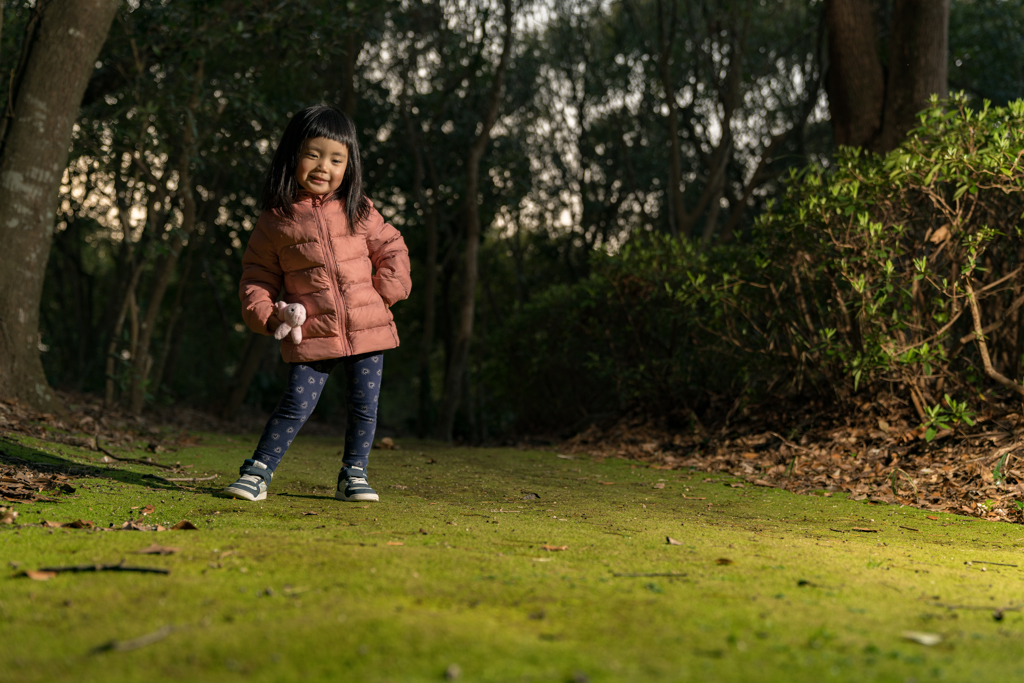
[295, 190, 330, 207]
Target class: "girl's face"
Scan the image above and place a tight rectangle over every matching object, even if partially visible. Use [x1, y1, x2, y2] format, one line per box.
[295, 137, 349, 196]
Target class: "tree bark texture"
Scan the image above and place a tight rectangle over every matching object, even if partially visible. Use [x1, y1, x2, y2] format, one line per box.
[878, 0, 949, 152]
[0, 0, 120, 410]
[825, 0, 885, 148]
[825, 0, 949, 153]
[435, 0, 514, 441]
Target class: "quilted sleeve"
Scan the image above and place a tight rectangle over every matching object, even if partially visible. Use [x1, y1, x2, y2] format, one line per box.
[365, 203, 412, 306]
[239, 215, 284, 335]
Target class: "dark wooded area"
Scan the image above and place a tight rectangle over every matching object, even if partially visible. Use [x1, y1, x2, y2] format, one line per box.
[1, 0, 1020, 442]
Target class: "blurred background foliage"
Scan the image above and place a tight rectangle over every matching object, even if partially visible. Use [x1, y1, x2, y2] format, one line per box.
[3, 0, 1024, 440]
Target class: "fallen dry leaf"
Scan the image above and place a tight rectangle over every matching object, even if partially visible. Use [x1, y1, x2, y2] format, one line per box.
[652, 482, 666, 489]
[62, 519, 94, 529]
[715, 558, 734, 565]
[386, 541, 404, 546]
[0, 508, 18, 524]
[40, 520, 61, 528]
[666, 537, 683, 545]
[135, 543, 179, 555]
[902, 631, 942, 646]
[302, 511, 318, 516]
[541, 545, 569, 551]
[140, 505, 155, 516]
[171, 520, 198, 530]
[927, 515, 939, 520]
[598, 481, 615, 485]
[24, 570, 57, 581]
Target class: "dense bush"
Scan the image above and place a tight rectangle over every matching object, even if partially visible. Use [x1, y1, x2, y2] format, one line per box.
[488, 237, 763, 433]
[493, 95, 1024, 434]
[745, 94, 1024, 421]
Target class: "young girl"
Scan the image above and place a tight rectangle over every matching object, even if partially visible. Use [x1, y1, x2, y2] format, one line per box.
[223, 104, 411, 503]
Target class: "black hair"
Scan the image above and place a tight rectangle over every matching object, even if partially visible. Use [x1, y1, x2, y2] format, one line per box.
[259, 104, 371, 228]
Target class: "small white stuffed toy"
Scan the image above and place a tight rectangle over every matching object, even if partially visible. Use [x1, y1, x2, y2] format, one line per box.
[273, 301, 307, 344]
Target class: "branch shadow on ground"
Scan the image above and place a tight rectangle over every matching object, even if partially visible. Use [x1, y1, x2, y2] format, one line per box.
[0, 436, 186, 496]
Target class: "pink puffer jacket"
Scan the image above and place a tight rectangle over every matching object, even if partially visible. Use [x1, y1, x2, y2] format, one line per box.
[239, 194, 411, 362]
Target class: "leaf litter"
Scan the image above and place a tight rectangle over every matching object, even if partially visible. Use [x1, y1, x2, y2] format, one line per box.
[562, 396, 1024, 523]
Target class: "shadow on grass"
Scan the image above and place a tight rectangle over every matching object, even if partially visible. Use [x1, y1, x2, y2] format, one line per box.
[274, 492, 337, 501]
[0, 436, 183, 495]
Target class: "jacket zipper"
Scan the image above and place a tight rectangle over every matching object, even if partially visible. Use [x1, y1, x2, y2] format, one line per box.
[311, 196, 351, 356]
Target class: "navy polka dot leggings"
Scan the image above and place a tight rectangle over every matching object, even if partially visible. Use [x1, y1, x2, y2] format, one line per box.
[252, 352, 383, 473]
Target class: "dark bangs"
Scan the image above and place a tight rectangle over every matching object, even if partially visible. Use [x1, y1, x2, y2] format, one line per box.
[259, 104, 371, 228]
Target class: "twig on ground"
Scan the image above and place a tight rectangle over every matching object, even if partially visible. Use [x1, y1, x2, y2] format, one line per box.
[930, 601, 1022, 611]
[144, 474, 218, 483]
[96, 440, 180, 471]
[765, 431, 812, 453]
[93, 625, 176, 653]
[613, 572, 688, 577]
[34, 561, 170, 575]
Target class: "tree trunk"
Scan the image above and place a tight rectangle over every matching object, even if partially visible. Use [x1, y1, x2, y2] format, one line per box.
[435, 0, 514, 441]
[825, 0, 949, 152]
[0, 0, 46, 150]
[0, 0, 120, 410]
[877, 0, 949, 151]
[401, 84, 441, 438]
[221, 332, 272, 421]
[151, 238, 196, 401]
[824, 0, 885, 148]
[126, 61, 203, 414]
[341, 31, 358, 116]
[655, 0, 683, 239]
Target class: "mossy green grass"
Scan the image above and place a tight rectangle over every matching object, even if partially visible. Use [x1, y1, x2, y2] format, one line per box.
[1, 433, 1023, 682]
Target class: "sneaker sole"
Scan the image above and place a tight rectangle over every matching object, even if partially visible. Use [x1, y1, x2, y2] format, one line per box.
[335, 491, 379, 502]
[222, 486, 267, 501]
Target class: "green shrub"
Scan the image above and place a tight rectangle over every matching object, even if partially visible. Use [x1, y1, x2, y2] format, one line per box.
[492, 94, 1024, 433]
[732, 93, 1024, 418]
[489, 236, 764, 433]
